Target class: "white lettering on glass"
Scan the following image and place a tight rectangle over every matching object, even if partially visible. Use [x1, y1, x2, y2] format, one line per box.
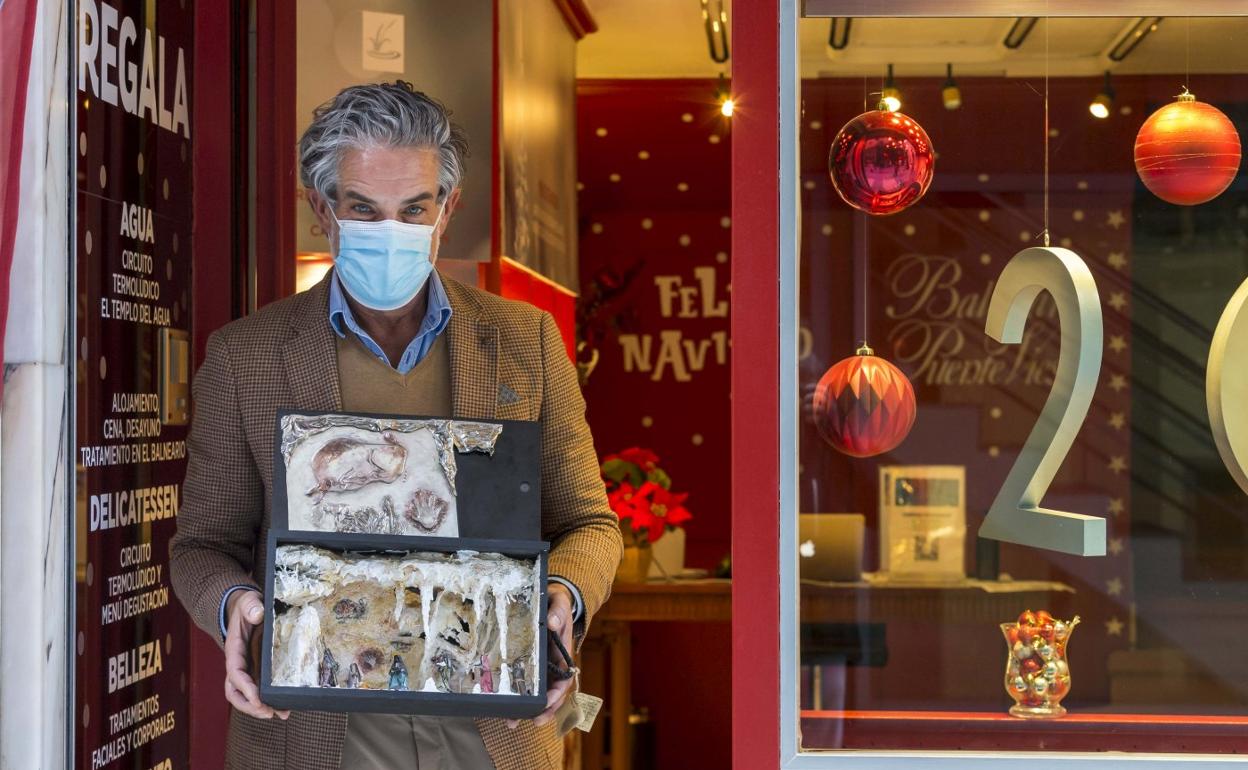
[77, 0, 191, 138]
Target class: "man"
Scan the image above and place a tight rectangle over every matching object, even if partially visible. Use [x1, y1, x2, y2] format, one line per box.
[170, 81, 622, 770]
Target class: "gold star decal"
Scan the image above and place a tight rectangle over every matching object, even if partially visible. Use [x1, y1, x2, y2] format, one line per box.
[1106, 617, 1125, 636]
[1109, 537, 1124, 555]
[1108, 456, 1127, 474]
[1108, 292, 1127, 311]
[1106, 210, 1126, 229]
[1107, 252, 1127, 270]
[1108, 412, 1126, 430]
[1108, 498, 1125, 516]
[1109, 373, 1127, 392]
[1109, 335, 1127, 353]
[1107, 577, 1124, 596]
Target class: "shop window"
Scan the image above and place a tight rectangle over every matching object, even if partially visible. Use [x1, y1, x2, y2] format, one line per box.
[790, 11, 1248, 757]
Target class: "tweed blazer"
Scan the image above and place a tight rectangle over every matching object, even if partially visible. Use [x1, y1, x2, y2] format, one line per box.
[169, 271, 623, 770]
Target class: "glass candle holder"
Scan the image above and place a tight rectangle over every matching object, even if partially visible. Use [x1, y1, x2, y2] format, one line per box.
[1001, 613, 1080, 719]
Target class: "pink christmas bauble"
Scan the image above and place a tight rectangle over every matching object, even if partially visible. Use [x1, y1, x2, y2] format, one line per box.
[828, 109, 935, 215]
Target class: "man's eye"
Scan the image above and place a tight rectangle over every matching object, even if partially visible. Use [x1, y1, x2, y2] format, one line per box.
[405, 206, 426, 217]
[351, 204, 373, 214]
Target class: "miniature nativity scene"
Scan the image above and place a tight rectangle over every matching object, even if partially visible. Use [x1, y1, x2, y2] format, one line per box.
[261, 411, 548, 717]
[268, 544, 542, 698]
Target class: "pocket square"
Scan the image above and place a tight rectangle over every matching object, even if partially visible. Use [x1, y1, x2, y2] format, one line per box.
[498, 383, 523, 406]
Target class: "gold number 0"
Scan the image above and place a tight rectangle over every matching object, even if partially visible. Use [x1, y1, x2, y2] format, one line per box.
[977, 247, 1108, 556]
[1208, 277, 1248, 496]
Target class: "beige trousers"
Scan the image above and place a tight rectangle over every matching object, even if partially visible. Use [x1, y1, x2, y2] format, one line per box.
[338, 713, 495, 770]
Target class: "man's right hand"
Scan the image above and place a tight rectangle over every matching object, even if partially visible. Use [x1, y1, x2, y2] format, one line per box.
[224, 589, 289, 720]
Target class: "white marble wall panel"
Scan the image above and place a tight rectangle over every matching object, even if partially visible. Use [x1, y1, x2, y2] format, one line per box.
[0, 362, 69, 770]
[1, 0, 70, 768]
[4, 0, 68, 366]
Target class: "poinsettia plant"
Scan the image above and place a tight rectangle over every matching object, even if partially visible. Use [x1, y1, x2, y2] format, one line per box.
[601, 447, 692, 546]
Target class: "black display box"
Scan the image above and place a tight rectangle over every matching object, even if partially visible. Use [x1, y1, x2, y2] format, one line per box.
[259, 529, 550, 719]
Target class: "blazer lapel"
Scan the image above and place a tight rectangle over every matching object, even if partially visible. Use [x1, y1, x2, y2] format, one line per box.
[283, 274, 343, 413]
[443, 275, 499, 420]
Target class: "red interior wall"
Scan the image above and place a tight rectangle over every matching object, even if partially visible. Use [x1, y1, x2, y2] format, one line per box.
[577, 78, 732, 770]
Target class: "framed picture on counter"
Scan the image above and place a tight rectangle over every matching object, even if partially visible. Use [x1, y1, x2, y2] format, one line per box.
[878, 465, 966, 581]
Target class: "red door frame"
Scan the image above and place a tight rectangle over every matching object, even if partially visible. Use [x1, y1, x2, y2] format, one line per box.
[252, 0, 297, 306]
[730, 0, 782, 768]
[189, 1, 296, 764]
[188, 0, 242, 765]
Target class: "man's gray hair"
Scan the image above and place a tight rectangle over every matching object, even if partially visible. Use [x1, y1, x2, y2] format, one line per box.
[298, 81, 469, 205]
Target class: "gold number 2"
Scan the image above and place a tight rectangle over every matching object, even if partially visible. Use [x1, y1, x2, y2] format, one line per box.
[978, 247, 1108, 556]
[1208, 277, 1248, 496]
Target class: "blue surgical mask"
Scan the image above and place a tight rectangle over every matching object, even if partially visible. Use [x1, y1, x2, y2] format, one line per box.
[331, 202, 446, 311]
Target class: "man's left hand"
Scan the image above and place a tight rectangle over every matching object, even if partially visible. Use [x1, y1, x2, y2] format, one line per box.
[509, 582, 575, 729]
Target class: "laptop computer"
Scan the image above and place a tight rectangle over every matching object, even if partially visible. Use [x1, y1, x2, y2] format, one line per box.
[798, 513, 865, 582]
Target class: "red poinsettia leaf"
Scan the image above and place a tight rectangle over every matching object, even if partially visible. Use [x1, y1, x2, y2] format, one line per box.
[665, 508, 693, 527]
[618, 447, 660, 470]
[646, 518, 666, 543]
[636, 480, 663, 498]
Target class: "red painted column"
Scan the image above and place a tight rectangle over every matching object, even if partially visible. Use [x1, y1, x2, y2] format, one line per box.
[0, 0, 38, 380]
[189, 0, 240, 765]
[730, 0, 781, 768]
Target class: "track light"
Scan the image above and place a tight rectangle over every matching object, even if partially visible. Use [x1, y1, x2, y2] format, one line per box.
[716, 73, 734, 118]
[1090, 70, 1114, 119]
[1108, 17, 1163, 62]
[880, 64, 901, 112]
[942, 63, 962, 110]
[1003, 17, 1039, 49]
[828, 17, 852, 50]
[701, 0, 729, 64]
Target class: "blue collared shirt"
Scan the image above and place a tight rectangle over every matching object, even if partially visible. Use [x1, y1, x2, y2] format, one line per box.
[328, 270, 453, 373]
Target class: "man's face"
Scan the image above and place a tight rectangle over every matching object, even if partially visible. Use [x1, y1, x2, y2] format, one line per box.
[309, 144, 460, 264]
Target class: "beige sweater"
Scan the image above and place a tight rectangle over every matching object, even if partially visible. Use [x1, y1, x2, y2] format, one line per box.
[334, 331, 452, 416]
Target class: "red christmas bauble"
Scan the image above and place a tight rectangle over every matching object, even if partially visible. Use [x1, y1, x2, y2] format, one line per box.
[828, 108, 935, 215]
[812, 344, 917, 458]
[1134, 92, 1242, 206]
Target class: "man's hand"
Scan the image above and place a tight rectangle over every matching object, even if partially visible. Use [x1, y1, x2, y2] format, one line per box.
[223, 589, 289, 721]
[509, 582, 575, 729]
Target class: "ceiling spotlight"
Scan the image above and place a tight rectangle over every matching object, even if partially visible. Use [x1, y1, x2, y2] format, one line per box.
[942, 63, 962, 110]
[880, 63, 902, 112]
[1090, 70, 1115, 119]
[716, 73, 734, 118]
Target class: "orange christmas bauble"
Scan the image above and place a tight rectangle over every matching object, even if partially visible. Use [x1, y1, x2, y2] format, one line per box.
[1134, 91, 1241, 206]
[812, 344, 917, 458]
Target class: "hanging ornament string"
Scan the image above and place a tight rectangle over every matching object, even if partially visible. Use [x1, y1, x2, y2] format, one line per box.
[861, 74, 870, 344]
[862, 214, 869, 345]
[1185, 17, 1191, 92]
[1043, 15, 1051, 248]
